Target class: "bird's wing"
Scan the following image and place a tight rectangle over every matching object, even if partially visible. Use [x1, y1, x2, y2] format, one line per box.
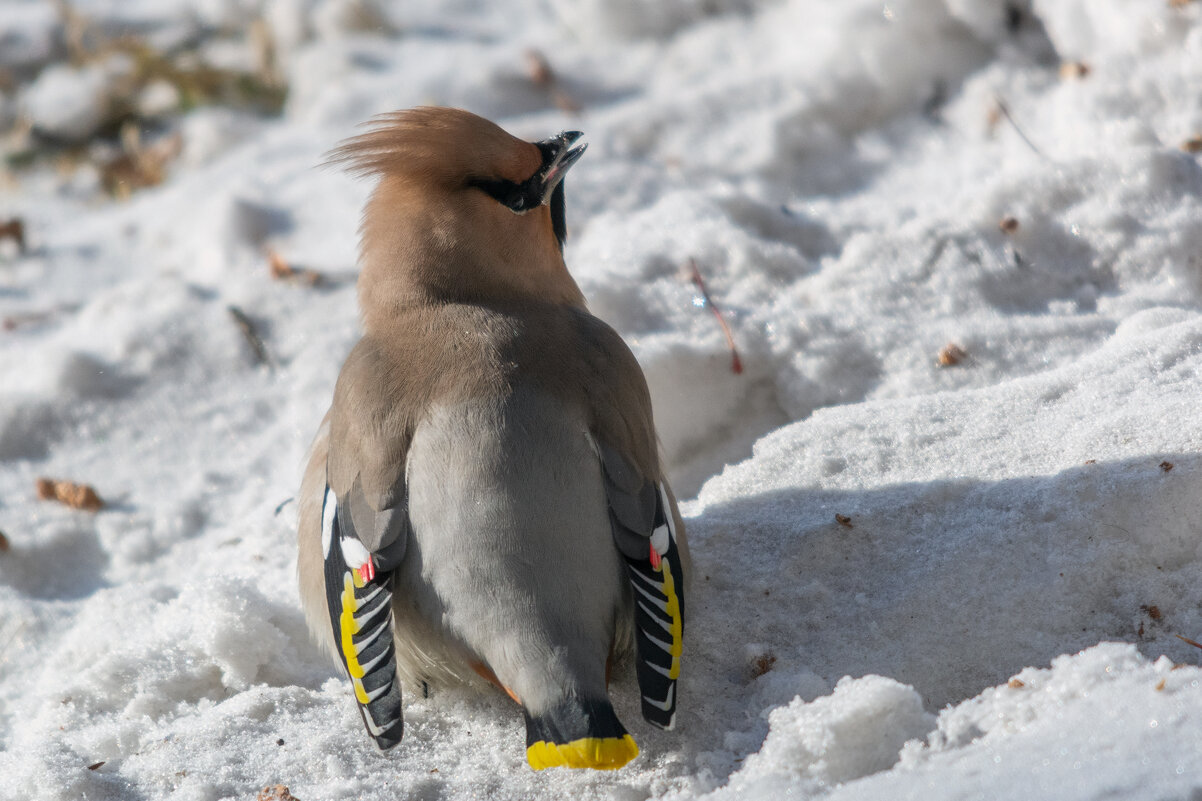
[318, 482, 405, 750]
[318, 340, 418, 751]
[576, 314, 686, 731]
[596, 439, 685, 731]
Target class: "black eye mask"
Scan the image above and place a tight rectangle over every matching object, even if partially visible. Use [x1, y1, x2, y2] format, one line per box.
[469, 173, 544, 214]
[468, 133, 584, 251]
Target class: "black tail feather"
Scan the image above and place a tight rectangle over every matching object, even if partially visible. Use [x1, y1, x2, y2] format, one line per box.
[523, 697, 638, 770]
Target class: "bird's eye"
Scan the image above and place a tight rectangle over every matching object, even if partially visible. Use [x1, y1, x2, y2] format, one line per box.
[469, 175, 542, 213]
[469, 177, 526, 210]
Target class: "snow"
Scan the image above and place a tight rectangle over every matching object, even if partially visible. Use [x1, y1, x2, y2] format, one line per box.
[21, 63, 114, 143]
[1, 0, 1201, 799]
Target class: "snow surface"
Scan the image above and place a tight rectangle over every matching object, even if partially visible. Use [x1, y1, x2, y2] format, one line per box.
[2, 0, 1202, 799]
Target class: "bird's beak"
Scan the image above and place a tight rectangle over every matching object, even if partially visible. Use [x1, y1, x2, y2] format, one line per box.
[537, 131, 587, 205]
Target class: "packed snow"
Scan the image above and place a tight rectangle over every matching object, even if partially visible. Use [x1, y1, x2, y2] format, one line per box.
[1, 0, 1201, 799]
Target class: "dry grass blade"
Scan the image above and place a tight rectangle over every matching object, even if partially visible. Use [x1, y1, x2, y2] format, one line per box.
[0, 620, 26, 667]
[51, 3, 287, 119]
[685, 258, 743, 374]
[228, 305, 272, 367]
[991, 95, 1046, 159]
[3, 303, 80, 331]
[108, 37, 286, 115]
[1176, 634, 1202, 650]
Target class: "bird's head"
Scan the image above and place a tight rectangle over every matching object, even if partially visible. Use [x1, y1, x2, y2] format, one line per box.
[328, 107, 589, 322]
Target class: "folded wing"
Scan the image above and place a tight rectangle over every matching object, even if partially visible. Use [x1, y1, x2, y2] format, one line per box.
[597, 440, 685, 730]
[319, 479, 408, 749]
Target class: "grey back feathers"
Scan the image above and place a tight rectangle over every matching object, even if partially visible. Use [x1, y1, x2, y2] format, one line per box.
[401, 384, 627, 712]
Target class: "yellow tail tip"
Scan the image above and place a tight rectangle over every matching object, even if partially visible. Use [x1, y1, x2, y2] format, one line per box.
[527, 734, 639, 770]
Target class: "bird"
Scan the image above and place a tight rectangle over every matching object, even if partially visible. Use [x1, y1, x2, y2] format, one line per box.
[296, 107, 687, 771]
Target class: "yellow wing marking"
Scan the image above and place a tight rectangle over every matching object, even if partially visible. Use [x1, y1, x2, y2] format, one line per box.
[658, 560, 682, 678]
[339, 571, 370, 702]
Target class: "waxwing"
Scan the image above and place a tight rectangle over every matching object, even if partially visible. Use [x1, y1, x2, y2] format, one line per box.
[296, 107, 687, 770]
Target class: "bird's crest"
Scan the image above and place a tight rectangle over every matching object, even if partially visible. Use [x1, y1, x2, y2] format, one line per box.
[326, 106, 541, 186]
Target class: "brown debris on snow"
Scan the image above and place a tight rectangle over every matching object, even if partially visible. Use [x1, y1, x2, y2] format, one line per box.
[749, 652, 777, 679]
[268, 250, 323, 287]
[35, 478, 104, 511]
[0, 219, 26, 253]
[523, 49, 580, 114]
[684, 258, 744, 375]
[1058, 61, 1091, 80]
[937, 343, 969, 367]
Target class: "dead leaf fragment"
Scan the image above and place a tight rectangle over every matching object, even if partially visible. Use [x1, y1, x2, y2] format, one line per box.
[998, 215, 1019, 234]
[1169, 0, 1196, 8]
[835, 513, 853, 528]
[1008, 678, 1025, 689]
[87, 761, 105, 771]
[268, 250, 323, 287]
[0, 530, 8, 552]
[1159, 461, 1174, 472]
[1059, 61, 1091, 80]
[101, 124, 182, 199]
[36, 478, 104, 511]
[524, 49, 554, 87]
[522, 48, 580, 113]
[1142, 604, 1163, 621]
[1182, 137, 1202, 154]
[1155, 678, 1167, 691]
[258, 786, 300, 801]
[749, 652, 777, 679]
[937, 343, 968, 367]
[0, 218, 26, 252]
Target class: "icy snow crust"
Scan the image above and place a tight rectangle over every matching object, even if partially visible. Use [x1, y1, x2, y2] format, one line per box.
[2, 0, 1202, 799]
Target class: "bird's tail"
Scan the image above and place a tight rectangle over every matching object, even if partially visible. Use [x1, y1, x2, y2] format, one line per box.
[523, 696, 638, 770]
